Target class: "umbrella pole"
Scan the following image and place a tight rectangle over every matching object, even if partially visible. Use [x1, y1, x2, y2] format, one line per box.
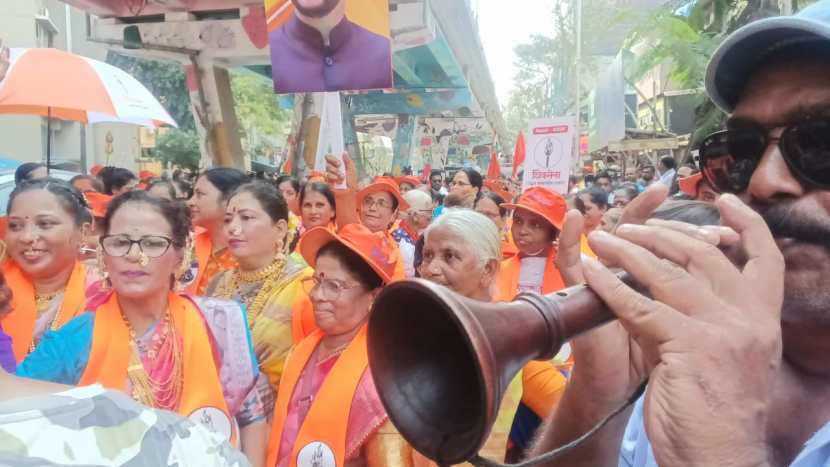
[46, 107, 52, 174]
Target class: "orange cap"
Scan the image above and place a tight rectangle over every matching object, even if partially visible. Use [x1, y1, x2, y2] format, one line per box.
[395, 176, 421, 188]
[502, 186, 566, 230]
[357, 176, 410, 211]
[678, 173, 703, 197]
[308, 171, 327, 183]
[89, 164, 104, 177]
[85, 192, 112, 218]
[139, 170, 157, 181]
[300, 223, 396, 284]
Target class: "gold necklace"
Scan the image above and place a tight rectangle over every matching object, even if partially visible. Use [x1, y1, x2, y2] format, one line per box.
[219, 256, 288, 322]
[120, 308, 183, 411]
[236, 257, 287, 284]
[29, 291, 65, 353]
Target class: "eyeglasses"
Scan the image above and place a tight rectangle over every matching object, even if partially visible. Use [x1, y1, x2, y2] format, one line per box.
[450, 181, 470, 188]
[100, 234, 174, 258]
[362, 197, 392, 210]
[302, 275, 361, 300]
[698, 118, 830, 194]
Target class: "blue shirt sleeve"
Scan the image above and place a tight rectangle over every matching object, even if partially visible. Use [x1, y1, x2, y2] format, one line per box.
[16, 312, 94, 385]
[619, 396, 656, 467]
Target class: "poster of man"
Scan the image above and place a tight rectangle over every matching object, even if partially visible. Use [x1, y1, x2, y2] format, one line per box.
[265, 0, 394, 94]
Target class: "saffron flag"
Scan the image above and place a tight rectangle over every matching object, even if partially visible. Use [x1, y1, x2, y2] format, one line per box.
[487, 150, 501, 179]
[512, 132, 525, 179]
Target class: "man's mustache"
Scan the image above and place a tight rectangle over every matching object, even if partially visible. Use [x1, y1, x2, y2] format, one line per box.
[754, 203, 830, 247]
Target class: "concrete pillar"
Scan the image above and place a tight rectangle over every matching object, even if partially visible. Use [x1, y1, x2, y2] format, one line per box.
[392, 114, 415, 176]
[184, 61, 245, 169]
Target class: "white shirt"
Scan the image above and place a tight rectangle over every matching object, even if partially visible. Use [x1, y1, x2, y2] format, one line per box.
[517, 256, 547, 294]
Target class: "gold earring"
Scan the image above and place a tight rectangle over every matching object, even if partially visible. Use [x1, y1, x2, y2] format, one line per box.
[96, 244, 111, 291]
[173, 238, 194, 293]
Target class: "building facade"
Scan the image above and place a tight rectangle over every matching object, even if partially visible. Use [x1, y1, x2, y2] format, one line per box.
[0, 0, 142, 172]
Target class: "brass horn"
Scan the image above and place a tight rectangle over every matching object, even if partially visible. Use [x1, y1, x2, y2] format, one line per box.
[367, 277, 630, 465]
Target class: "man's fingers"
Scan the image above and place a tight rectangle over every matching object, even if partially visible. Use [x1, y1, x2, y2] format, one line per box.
[615, 183, 669, 230]
[717, 194, 785, 314]
[559, 210, 583, 251]
[644, 218, 740, 246]
[615, 224, 739, 294]
[324, 154, 341, 168]
[588, 229, 707, 314]
[582, 257, 683, 347]
[554, 210, 586, 286]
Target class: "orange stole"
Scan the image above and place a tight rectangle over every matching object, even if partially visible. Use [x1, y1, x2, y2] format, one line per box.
[3, 261, 87, 362]
[495, 248, 565, 302]
[266, 326, 369, 467]
[78, 293, 235, 443]
[290, 267, 317, 344]
[187, 229, 212, 295]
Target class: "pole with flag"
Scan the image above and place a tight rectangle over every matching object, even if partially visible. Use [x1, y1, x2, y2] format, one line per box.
[512, 131, 526, 180]
[487, 133, 501, 179]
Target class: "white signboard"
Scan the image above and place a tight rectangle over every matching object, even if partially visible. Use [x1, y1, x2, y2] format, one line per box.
[314, 92, 346, 189]
[522, 117, 575, 193]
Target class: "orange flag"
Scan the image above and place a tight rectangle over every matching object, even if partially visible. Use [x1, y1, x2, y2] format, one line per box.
[487, 150, 501, 179]
[512, 132, 525, 179]
[282, 149, 293, 174]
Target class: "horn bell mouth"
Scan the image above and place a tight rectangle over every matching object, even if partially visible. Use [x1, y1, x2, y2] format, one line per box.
[368, 279, 488, 465]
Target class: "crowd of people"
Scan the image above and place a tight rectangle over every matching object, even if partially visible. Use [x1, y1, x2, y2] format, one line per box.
[1, 2, 830, 466]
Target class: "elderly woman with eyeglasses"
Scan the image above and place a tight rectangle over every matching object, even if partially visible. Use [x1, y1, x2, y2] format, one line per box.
[266, 223, 420, 467]
[17, 191, 268, 466]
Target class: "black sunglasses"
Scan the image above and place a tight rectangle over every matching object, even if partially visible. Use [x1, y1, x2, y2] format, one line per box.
[698, 118, 830, 194]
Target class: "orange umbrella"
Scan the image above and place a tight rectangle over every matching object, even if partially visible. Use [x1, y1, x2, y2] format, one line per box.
[0, 48, 177, 169]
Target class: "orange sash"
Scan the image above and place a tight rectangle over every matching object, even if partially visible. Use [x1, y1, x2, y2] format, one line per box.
[266, 326, 369, 467]
[495, 247, 565, 302]
[3, 260, 87, 362]
[290, 267, 317, 344]
[187, 229, 212, 295]
[78, 292, 235, 444]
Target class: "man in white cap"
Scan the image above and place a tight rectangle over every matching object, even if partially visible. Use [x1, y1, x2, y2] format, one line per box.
[533, 2, 830, 466]
[393, 189, 434, 278]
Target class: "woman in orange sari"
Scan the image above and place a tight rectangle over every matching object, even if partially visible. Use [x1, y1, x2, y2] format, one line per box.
[185, 168, 248, 295]
[17, 191, 267, 466]
[266, 223, 416, 467]
[1, 179, 96, 364]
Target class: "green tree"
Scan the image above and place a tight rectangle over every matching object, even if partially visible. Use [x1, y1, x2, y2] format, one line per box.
[230, 70, 292, 156]
[153, 130, 200, 171]
[106, 53, 195, 132]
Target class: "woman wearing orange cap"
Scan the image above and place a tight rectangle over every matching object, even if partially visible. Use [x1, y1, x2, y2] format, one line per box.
[495, 186, 567, 301]
[17, 191, 267, 465]
[186, 168, 248, 295]
[1, 179, 97, 364]
[266, 223, 415, 467]
[206, 181, 315, 396]
[395, 175, 421, 194]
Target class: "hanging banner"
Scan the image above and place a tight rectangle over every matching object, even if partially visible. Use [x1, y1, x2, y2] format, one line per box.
[522, 117, 575, 194]
[265, 0, 393, 94]
[314, 92, 346, 189]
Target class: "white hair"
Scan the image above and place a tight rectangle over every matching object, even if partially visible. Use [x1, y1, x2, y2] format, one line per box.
[403, 189, 432, 212]
[423, 208, 501, 266]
